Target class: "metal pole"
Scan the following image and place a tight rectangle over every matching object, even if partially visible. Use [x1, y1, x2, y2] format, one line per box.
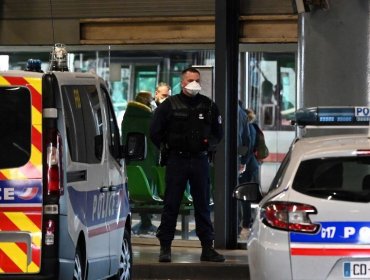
[214, 0, 240, 249]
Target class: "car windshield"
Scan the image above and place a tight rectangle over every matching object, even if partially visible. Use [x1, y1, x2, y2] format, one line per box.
[293, 157, 370, 203]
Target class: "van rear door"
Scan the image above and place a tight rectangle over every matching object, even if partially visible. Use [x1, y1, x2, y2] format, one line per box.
[0, 74, 43, 274]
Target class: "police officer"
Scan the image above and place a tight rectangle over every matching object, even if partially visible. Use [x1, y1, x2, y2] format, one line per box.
[150, 67, 224, 263]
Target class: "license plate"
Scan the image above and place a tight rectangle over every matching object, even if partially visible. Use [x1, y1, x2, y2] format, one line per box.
[344, 261, 370, 278]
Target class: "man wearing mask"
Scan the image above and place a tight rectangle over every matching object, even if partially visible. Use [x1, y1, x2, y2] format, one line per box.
[154, 82, 171, 106]
[150, 67, 224, 263]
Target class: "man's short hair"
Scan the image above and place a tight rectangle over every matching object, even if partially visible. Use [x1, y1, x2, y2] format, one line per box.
[181, 67, 200, 76]
[156, 82, 171, 91]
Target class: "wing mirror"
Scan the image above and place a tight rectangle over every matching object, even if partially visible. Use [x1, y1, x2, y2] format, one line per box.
[233, 182, 262, 203]
[124, 132, 147, 161]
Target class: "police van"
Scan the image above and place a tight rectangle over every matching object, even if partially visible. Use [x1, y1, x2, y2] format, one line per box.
[234, 107, 370, 280]
[0, 45, 143, 279]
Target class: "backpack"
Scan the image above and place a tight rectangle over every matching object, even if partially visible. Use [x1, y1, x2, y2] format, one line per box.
[251, 123, 269, 160]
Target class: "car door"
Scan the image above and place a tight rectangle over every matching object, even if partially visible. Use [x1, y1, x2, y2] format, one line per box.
[100, 84, 130, 274]
[57, 72, 110, 278]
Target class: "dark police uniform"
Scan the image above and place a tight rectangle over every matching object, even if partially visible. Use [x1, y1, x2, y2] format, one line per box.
[150, 91, 223, 248]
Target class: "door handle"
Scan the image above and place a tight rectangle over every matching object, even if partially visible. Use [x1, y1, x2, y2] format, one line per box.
[100, 186, 109, 192]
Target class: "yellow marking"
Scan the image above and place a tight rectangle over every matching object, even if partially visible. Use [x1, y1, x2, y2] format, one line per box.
[0, 169, 27, 180]
[0, 243, 28, 271]
[30, 144, 42, 171]
[0, 267, 4, 272]
[0, 76, 11, 86]
[27, 261, 39, 273]
[0, 243, 40, 273]
[32, 106, 42, 128]
[73, 89, 82, 108]
[4, 213, 41, 246]
[24, 77, 42, 94]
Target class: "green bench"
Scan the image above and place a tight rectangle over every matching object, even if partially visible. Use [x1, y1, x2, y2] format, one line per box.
[126, 165, 194, 239]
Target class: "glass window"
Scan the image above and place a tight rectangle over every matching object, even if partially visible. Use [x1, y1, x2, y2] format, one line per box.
[247, 52, 296, 130]
[0, 86, 31, 168]
[62, 85, 103, 163]
[267, 149, 291, 193]
[293, 157, 370, 203]
[102, 86, 121, 161]
[134, 65, 158, 93]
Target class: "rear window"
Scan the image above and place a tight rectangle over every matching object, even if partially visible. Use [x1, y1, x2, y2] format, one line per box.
[293, 157, 370, 202]
[0, 86, 31, 168]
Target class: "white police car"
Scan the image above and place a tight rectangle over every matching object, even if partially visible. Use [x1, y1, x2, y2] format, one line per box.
[234, 107, 370, 280]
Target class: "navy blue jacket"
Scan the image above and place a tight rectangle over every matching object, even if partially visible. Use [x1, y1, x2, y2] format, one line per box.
[150, 92, 223, 151]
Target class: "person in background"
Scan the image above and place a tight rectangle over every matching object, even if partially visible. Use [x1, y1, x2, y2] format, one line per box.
[154, 82, 171, 106]
[150, 67, 225, 263]
[239, 108, 260, 235]
[121, 91, 159, 234]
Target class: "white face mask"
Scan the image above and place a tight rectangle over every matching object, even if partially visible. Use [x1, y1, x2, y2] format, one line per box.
[184, 81, 201, 96]
[150, 100, 157, 110]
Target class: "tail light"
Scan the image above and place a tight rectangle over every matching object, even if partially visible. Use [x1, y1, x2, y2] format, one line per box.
[46, 128, 63, 196]
[261, 202, 319, 233]
[356, 150, 370, 156]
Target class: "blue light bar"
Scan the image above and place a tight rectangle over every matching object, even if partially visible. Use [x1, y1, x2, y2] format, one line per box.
[294, 107, 370, 126]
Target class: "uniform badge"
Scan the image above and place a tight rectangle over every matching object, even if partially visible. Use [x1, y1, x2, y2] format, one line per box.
[218, 115, 222, 124]
[199, 113, 204, 119]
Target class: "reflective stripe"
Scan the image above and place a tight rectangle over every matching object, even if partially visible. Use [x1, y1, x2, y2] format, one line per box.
[0, 75, 43, 273]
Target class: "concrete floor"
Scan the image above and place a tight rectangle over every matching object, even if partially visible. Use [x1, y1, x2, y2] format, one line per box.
[131, 213, 250, 279]
[132, 236, 250, 279]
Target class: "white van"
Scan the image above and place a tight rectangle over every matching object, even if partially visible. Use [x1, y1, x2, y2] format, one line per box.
[0, 62, 142, 279]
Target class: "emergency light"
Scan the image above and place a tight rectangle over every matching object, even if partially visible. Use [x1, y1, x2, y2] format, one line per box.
[49, 43, 68, 72]
[293, 107, 370, 126]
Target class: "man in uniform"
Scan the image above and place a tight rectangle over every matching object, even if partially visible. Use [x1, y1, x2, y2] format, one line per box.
[150, 67, 224, 262]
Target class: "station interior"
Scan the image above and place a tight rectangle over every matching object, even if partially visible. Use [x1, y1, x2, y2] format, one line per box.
[0, 0, 369, 279]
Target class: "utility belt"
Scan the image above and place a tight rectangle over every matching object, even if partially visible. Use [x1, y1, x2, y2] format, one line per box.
[170, 150, 208, 158]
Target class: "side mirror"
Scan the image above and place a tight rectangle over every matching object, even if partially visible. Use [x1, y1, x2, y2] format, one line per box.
[233, 182, 262, 203]
[125, 132, 147, 161]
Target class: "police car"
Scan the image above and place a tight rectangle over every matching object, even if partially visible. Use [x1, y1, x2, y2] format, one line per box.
[0, 44, 144, 279]
[234, 107, 370, 280]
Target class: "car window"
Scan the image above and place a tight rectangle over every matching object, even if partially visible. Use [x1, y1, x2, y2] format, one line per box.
[62, 85, 103, 163]
[0, 86, 31, 169]
[101, 86, 121, 161]
[267, 149, 292, 193]
[293, 157, 370, 202]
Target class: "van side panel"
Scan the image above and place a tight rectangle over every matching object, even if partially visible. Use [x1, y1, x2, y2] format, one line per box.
[0, 76, 43, 274]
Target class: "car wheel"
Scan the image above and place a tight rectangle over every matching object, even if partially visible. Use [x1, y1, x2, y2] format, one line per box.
[73, 246, 85, 280]
[116, 229, 132, 280]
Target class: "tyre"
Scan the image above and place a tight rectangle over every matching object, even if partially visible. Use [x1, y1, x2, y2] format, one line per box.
[115, 229, 132, 280]
[73, 246, 85, 280]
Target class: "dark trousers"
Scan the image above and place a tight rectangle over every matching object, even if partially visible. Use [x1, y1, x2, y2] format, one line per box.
[156, 153, 214, 248]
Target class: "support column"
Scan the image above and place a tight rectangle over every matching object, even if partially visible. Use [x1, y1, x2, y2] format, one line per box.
[214, 0, 240, 249]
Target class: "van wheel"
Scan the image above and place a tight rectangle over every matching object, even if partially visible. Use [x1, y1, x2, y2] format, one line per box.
[73, 247, 85, 280]
[116, 229, 132, 280]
